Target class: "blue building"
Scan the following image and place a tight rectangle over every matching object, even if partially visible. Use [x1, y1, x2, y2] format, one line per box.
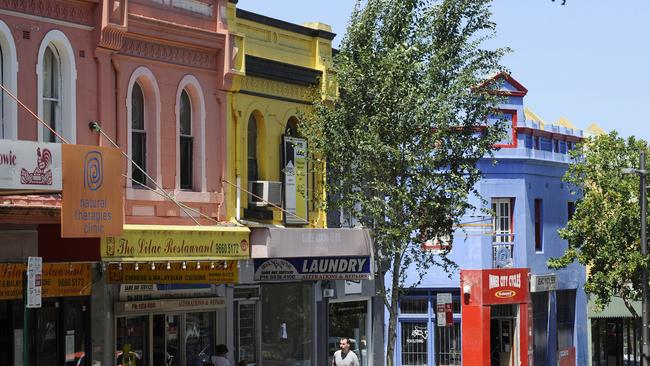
[392, 73, 587, 366]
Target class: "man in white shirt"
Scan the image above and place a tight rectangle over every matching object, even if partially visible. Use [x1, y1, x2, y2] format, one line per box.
[332, 337, 359, 366]
[211, 344, 230, 366]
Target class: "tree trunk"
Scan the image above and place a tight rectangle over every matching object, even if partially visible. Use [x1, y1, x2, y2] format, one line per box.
[385, 252, 402, 366]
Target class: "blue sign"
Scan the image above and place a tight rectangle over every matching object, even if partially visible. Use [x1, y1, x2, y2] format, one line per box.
[254, 256, 372, 281]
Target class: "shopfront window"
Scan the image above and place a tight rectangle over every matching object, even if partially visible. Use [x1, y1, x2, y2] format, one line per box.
[557, 290, 576, 350]
[63, 298, 89, 366]
[153, 314, 180, 366]
[329, 301, 369, 366]
[435, 323, 461, 365]
[261, 283, 312, 366]
[116, 316, 149, 366]
[532, 292, 549, 366]
[185, 312, 215, 366]
[34, 299, 59, 366]
[236, 302, 257, 365]
[401, 322, 429, 365]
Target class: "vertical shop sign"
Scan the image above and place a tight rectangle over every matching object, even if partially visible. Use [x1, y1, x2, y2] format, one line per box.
[282, 136, 308, 225]
[61, 144, 123, 237]
[26, 256, 42, 308]
[436, 293, 453, 327]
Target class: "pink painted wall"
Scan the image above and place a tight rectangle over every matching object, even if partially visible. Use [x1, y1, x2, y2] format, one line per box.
[0, 0, 230, 225]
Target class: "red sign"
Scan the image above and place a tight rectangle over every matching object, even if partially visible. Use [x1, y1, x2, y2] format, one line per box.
[461, 268, 529, 306]
[558, 347, 576, 366]
[483, 268, 529, 304]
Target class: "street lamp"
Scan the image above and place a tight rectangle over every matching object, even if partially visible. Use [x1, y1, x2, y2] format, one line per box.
[623, 150, 649, 366]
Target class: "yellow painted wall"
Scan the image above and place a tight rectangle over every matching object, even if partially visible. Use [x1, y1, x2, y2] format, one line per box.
[223, 4, 335, 227]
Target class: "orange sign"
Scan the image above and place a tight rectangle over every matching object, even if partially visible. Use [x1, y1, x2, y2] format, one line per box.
[61, 144, 123, 237]
[106, 261, 238, 284]
[0, 263, 91, 299]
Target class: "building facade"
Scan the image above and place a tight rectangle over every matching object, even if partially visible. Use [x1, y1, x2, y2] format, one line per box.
[223, 2, 382, 365]
[0, 1, 379, 366]
[392, 73, 588, 366]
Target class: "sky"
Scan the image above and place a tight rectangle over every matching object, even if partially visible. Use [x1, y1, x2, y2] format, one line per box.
[236, 1, 650, 140]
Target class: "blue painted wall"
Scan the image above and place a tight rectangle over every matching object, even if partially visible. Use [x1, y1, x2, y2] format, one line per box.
[390, 76, 588, 366]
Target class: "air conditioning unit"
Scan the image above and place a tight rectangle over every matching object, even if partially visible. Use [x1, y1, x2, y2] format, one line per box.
[248, 181, 282, 207]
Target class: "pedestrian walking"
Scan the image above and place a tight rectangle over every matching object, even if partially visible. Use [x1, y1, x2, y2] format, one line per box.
[211, 344, 230, 366]
[332, 337, 359, 366]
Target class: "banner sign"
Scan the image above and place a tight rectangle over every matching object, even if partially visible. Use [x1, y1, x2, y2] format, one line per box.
[61, 144, 123, 237]
[436, 293, 453, 327]
[116, 297, 225, 314]
[107, 261, 238, 284]
[101, 225, 250, 260]
[254, 256, 371, 281]
[26, 256, 42, 308]
[482, 268, 529, 304]
[282, 136, 308, 225]
[530, 273, 558, 292]
[0, 140, 62, 192]
[119, 284, 213, 301]
[0, 263, 91, 300]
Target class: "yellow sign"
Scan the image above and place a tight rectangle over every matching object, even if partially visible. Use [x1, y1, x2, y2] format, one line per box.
[0, 263, 91, 300]
[106, 261, 238, 284]
[61, 144, 124, 237]
[101, 224, 250, 260]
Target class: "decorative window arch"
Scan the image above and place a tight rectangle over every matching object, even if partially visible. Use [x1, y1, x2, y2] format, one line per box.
[175, 75, 206, 192]
[0, 20, 17, 140]
[37, 30, 76, 143]
[126, 67, 161, 189]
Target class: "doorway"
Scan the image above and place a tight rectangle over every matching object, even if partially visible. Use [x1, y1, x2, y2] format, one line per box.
[490, 305, 518, 366]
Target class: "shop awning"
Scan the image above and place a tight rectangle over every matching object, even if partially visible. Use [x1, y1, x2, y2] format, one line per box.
[250, 227, 373, 258]
[101, 224, 250, 262]
[588, 296, 640, 319]
[250, 227, 374, 281]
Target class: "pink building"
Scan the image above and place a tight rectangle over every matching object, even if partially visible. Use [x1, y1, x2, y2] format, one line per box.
[0, 1, 238, 365]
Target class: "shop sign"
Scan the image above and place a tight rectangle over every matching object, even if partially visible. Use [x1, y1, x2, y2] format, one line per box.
[436, 293, 453, 327]
[0, 140, 62, 192]
[118, 284, 213, 301]
[61, 144, 123, 237]
[530, 273, 558, 292]
[482, 268, 529, 305]
[282, 136, 309, 225]
[26, 256, 42, 308]
[558, 347, 576, 366]
[254, 256, 372, 281]
[117, 296, 225, 313]
[106, 261, 238, 284]
[101, 225, 250, 260]
[0, 263, 91, 300]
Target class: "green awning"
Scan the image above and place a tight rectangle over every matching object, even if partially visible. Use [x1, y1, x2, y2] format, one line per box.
[588, 296, 640, 318]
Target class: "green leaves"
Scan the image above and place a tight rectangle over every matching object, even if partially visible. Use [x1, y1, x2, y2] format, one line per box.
[549, 132, 649, 312]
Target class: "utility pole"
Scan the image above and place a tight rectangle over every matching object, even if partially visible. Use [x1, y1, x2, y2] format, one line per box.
[641, 150, 649, 366]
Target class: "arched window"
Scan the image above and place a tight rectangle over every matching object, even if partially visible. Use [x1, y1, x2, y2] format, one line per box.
[285, 117, 299, 137]
[42, 46, 61, 143]
[179, 90, 193, 189]
[247, 114, 258, 181]
[37, 30, 76, 143]
[0, 20, 17, 140]
[131, 82, 147, 186]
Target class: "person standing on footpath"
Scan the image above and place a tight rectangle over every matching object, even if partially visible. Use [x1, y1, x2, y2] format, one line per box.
[332, 337, 359, 366]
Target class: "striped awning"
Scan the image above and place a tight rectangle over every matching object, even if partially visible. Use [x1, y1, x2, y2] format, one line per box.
[588, 296, 640, 319]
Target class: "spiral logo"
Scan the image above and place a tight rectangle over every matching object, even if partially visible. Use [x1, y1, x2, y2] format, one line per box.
[84, 151, 103, 191]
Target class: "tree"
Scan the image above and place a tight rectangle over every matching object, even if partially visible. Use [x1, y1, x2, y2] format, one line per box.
[300, 0, 508, 364]
[549, 132, 649, 316]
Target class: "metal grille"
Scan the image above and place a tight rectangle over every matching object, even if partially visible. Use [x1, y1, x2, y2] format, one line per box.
[401, 322, 428, 365]
[400, 298, 428, 314]
[435, 323, 461, 365]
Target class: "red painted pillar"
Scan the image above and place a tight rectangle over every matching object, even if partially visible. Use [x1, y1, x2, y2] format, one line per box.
[461, 304, 491, 366]
[519, 302, 531, 366]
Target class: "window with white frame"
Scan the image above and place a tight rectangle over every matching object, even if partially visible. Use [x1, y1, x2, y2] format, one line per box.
[179, 89, 193, 190]
[247, 114, 259, 182]
[38, 31, 76, 143]
[492, 198, 513, 243]
[42, 45, 61, 143]
[0, 20, 17, 140]
[131, 82, 147, 186]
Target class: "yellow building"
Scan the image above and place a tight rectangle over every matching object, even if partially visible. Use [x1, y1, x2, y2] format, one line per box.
[223, 4, 337, 227]
[219, 4, 379, 366]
